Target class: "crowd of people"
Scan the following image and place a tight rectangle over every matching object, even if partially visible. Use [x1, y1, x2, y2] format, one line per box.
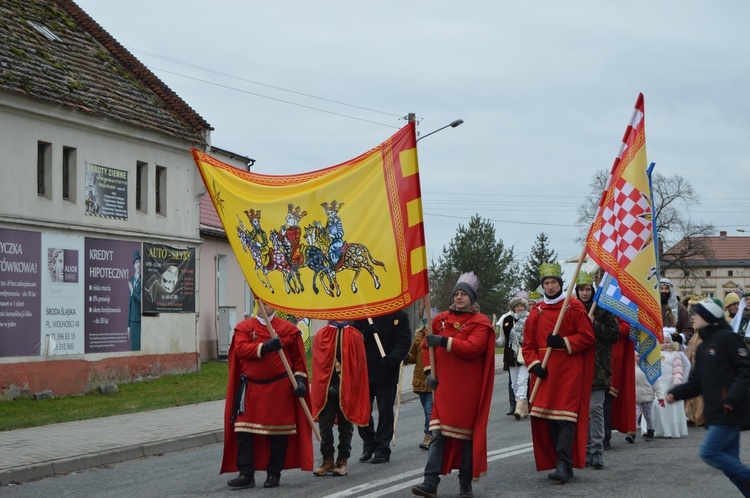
[219, 266, 750, 497]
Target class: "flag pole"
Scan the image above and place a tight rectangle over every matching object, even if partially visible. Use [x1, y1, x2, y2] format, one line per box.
[424, 294, 436, 380]
[255, 299, 322, 442]
[367, 318, 387, 357]
[529, 245, 588, 403]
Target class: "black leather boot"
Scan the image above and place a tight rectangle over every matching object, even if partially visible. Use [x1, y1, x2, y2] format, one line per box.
[547, 461, 570, 483]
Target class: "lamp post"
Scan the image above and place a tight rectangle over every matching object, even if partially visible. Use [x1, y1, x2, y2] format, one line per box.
[407, 115, 463, 380]
[416, 119, 464, 142]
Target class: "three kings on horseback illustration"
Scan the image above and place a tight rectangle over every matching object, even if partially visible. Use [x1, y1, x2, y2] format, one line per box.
[236, 200, 385, 296]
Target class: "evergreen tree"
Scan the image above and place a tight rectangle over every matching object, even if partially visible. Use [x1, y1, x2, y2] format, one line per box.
[429, 214, 519, 316]
[521, 232, 558, 292]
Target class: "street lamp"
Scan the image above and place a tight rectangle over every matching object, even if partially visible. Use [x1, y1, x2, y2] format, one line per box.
[416, 119, 464, 142]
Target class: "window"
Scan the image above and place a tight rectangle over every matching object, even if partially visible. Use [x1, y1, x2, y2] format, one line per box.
[155, 166, 167, 215]
[136, 161, 148, 212]
[62, 146, 76, 202]
[729, 270, 734, 277]
[706, 270, 711, 277]
[37, 141, 51, 198]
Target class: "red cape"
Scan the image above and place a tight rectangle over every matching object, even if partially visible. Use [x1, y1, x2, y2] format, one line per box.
[221, 317, 313, 474]
[426, 310, 496, 479]
[523, 298, 595, 471]
[610, 321, 636, 435]
[311, 323, 370, 426]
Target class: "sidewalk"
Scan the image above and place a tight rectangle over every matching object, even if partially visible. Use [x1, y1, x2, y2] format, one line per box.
[0, 356, 504, 486]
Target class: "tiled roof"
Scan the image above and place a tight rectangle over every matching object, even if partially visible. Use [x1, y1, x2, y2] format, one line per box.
[200, 193, 224, 236]
[0, 0, 211, 144]
[664, 235, 750, 264]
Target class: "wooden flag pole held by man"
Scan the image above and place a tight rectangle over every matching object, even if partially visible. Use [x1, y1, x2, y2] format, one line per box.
[255, 300, 322, 442]
[529, 245, 588, 403]
[367, 318, 387, 358]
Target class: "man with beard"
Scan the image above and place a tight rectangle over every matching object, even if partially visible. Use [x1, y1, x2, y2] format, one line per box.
[523, 262, 595, 484]
[660, 278, 694, 347]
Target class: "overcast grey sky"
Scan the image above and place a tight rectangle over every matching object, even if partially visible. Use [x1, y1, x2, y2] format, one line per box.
[75, 0, 750, 267]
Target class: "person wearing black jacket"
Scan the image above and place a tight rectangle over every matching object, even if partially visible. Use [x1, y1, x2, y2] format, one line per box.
[668, 298, 750, 497]
[353, 309, 411, 464]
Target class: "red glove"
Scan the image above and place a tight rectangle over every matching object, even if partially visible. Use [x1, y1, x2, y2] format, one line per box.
[658, 399, 665, 408]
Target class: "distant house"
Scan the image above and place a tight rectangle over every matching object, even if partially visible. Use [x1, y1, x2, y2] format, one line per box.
[0, 0, 213, 396]
[661, 231, 750, 301]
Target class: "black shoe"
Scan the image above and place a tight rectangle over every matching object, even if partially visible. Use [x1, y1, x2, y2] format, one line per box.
[459, 482, 474, 498]
[411, 482, 438, 498]
[227, 474, 255, 488]
[359, 451, 373, 462]
[263, 474, 280, 488]
[644, 429, 654, 441]
[625, 434, 635, 444]
[506, 403, 516, 415]
[547, 461, 570, 483]
[592, 452, 604, 469]
[370, 454, 390, 464]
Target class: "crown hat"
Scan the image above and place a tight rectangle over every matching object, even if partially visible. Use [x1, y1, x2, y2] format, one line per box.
[576, 271, 594, 287]
[245, 209, 261, 221]
[539, 262, 563, 286]
[287, 204, 308, 223]
[321, 200, 344, 214]
[453, 271, 479, 304]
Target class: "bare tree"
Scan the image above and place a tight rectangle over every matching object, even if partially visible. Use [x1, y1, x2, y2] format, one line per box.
[576, 170, 715, 275]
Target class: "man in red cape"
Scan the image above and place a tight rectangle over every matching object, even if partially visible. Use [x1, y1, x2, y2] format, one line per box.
[522, 262, 595, 484]
[310, 320, 370, 477]
[411, 272, 495, 498]
[221, 303, 313, 488]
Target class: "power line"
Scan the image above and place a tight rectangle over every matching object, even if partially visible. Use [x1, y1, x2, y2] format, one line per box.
[424, 212, 582, 228]
[131, 48, 403, 119]
[151, 66, 401, 129]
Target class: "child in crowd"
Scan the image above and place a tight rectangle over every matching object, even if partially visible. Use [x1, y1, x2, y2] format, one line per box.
[406, 308, 433, 450]
[634, 353, 664, 441]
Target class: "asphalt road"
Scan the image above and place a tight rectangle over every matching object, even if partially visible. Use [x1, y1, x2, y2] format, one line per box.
[1, 373, 744, 497]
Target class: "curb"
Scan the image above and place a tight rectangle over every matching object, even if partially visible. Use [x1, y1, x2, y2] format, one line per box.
[0, 431, 223, 486]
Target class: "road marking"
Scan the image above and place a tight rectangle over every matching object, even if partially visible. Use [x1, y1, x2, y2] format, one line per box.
[324, 443, 533, 497]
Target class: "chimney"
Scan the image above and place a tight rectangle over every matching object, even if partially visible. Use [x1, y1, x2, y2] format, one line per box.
[720, 231, 727, 239]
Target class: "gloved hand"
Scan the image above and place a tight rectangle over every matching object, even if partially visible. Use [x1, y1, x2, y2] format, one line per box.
[293, 376, 307, 397]
[380, 355, 398, 369]
[530, 364, 548, 379]
[546, 333, 566, 349]
[362, 321, 379, 339]
[260, 337, 282, 356]
[671, 333, 683, 345]
[426, 374, 439, 390]
[657, 399, 665, 408]
[723, 400, 735, 412]
[425, 334, 448, 348]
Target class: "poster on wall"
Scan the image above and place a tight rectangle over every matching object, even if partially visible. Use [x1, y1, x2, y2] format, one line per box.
[84, 238, 141, 353]
[0, 228, 42, 356]
[41, 233, 85, 355]
[85, 162, 128, 221]
[142, 243, 195, 313]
